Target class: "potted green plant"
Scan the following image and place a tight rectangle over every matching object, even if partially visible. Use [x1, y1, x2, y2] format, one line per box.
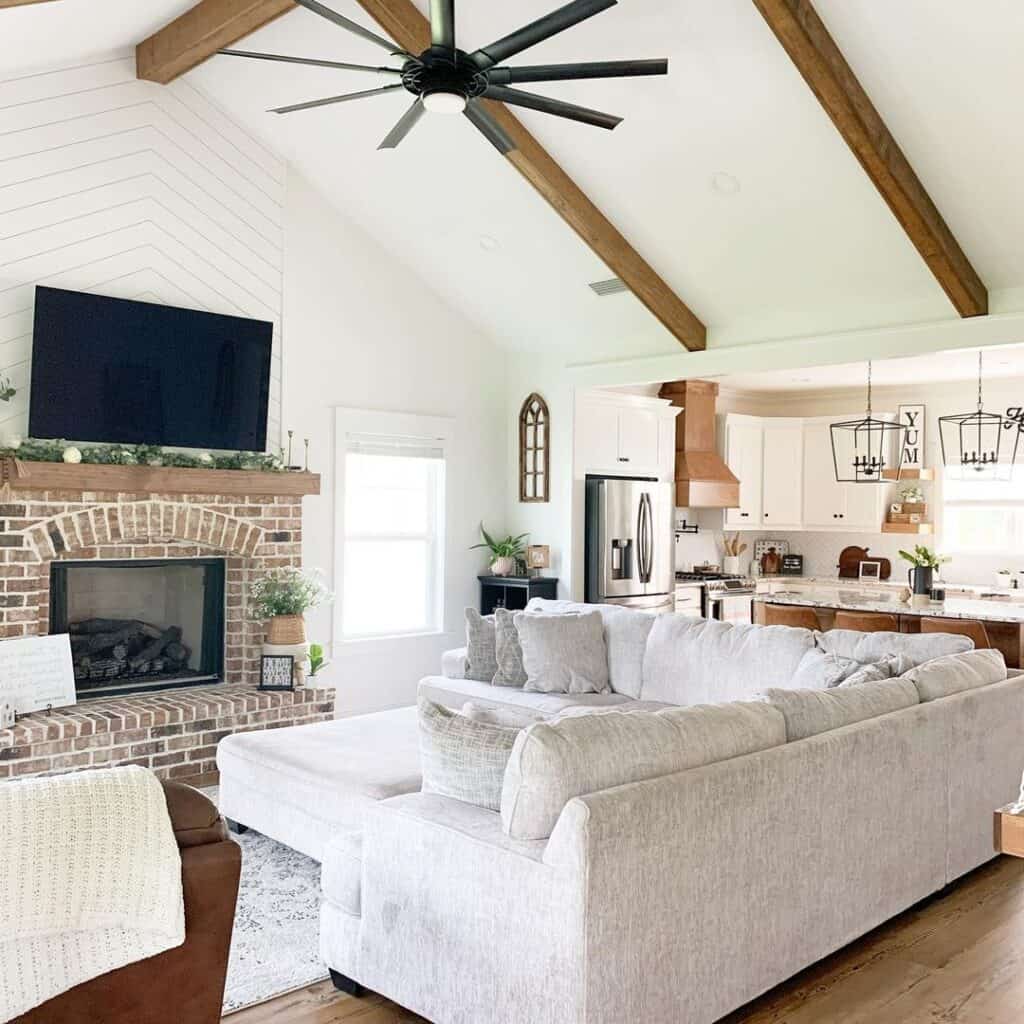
[471, 524, 528, 577]
[250, 567, 332, 645]
[898, 545, 950, 596]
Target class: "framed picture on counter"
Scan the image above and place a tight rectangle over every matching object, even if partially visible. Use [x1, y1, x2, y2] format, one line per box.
[859, 561, 882, 582]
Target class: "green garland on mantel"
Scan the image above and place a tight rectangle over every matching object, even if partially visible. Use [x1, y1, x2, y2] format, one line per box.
[0, 438, 287, 473]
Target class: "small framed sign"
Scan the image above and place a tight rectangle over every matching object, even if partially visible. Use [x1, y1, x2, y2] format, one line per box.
[898, 405, 925, 471]
[0, 634, 76, 717]
[259, 654, 295, 692]
[859, 560, 883, 582]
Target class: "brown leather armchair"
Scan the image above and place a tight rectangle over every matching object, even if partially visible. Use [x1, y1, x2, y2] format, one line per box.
[11, 782, 241, 1024]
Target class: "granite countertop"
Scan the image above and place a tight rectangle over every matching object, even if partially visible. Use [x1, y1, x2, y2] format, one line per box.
[758, 575, 1022, 597]
[755, 588, 1024, 624]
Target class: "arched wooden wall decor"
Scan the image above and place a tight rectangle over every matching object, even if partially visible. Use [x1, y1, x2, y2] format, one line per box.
[519, 393, 550, 503]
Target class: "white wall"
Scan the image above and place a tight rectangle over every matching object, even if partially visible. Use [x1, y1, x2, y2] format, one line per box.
[0, 56, 284, 443]
[282, 171, 507, 716]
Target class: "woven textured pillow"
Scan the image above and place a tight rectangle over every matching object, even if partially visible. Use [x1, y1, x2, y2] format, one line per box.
[418, 699, 521, 811]
[464, 608, 497, 682]
[493, 607, 528, 687]
[517, 610, 610, 694]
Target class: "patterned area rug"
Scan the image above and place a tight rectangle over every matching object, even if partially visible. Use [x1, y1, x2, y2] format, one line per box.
[205, 789, 329, 1015]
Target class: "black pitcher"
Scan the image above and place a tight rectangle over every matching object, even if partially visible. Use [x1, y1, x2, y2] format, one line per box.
[908, 565, 934, 595]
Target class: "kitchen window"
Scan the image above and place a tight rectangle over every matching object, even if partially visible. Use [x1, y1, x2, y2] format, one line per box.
[335, 410, 449, 641]
[941, 468, 1024, 554]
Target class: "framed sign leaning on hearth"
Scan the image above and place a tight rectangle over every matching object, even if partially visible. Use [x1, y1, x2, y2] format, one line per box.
[259, 654, 295, 692]
[0, 634, 77, 716]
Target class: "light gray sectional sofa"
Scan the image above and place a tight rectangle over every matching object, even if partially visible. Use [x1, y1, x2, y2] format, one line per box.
[219, 599, 1024, 1024]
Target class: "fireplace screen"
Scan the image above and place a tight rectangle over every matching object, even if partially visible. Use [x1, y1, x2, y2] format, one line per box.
[50, 558, 225, 699]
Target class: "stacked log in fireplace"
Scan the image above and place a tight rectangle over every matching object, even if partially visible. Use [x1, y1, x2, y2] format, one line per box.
[70, 618, 193, 687]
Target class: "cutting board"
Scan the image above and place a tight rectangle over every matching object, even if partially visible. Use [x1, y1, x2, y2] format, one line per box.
[837, 545, 892, 580]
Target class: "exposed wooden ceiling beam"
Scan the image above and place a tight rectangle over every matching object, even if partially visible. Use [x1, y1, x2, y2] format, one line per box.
[753, 0, 987, 318]
[137, 0, 706, 351]
[0, 0, 60, 8]
[137, 0, 296, 85]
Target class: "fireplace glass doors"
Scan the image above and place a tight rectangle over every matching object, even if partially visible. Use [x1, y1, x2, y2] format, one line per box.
[50, 558, 225, 699]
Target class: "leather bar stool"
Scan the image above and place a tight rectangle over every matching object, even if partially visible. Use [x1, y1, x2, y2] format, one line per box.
[833, 611, 899, 633]
[763, 605, 821, 631]
[921, 617, 991, 649]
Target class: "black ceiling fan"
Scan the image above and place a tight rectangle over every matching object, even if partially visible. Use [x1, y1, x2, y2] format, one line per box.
[218, 0, 668, 152]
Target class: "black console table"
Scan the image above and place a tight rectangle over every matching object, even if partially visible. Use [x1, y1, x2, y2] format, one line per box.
[478, 576, 558, 614]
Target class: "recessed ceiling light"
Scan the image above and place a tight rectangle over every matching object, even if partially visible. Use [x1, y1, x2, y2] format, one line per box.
[711, 171, 741, 196]
[478, 235, 500, 252]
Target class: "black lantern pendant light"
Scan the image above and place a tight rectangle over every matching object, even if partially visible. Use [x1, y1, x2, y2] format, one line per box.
[939, 352, 1019, 480]
[830, 361, 907, 483]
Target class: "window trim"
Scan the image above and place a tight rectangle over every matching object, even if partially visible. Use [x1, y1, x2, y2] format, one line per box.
[940, 466, 1024, 555]
[333, 408, 452, 645]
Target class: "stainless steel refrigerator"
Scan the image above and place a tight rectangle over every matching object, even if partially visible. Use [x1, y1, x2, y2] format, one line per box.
[584, 477, 674, 612]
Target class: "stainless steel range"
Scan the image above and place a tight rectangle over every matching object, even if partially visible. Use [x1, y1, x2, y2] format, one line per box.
[674, 570, 757, 622]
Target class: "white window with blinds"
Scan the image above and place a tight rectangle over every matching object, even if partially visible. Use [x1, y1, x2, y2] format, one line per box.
[334, 410, 450, 641]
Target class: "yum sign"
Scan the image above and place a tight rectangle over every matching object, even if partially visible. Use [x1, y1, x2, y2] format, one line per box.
[899, 404, 925, 470]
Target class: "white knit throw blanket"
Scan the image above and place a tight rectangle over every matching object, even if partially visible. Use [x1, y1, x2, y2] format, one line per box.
[0, 766, 185, 1022]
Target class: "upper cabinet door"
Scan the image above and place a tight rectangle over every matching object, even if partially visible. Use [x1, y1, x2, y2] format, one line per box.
[802, 421, 845, 528]
[575, 400, 620, 473]
[842, 479, 882, 530]
[762, 422, 803, 529]
[616, 406, 661, 472]
[724, 418, 763, 529]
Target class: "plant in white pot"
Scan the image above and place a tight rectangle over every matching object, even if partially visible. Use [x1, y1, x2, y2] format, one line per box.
[250, 567, 332, 645]
[472, 524, 528, 577]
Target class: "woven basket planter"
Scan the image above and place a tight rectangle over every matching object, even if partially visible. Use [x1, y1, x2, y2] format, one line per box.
[266, 614, 306, 646]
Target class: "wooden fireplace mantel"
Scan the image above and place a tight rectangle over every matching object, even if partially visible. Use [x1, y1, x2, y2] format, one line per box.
[1, 458, 321, 498]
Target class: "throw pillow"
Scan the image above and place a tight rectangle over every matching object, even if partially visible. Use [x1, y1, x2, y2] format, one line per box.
[418, 699, 522, 811]
[461, 701, 547, 729]
[492, 607, 528, 687]
[516, 610, 610, 694]
[836, 653, 915, 688]
[464, 608, 498, 682]
[904, 649, 1008, 702]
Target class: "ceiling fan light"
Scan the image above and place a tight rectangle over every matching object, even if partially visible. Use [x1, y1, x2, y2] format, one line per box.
[423, 90, 467, 114]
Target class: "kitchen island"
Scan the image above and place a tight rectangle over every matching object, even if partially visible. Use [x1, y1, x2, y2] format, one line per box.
[753, 588, 1024, 668]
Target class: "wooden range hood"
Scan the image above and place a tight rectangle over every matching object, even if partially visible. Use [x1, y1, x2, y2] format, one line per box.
[658, 380, 740, 508]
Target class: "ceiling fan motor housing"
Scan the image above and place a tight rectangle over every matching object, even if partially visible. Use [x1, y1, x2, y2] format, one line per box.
[402, 46, 489, 106]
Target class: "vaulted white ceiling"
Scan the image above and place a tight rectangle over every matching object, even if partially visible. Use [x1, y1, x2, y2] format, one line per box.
[4, 1, 1023, 363]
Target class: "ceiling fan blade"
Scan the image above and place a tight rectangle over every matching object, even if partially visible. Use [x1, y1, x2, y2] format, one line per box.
[378, 99, 426, 149]
[219, 49, 403, 75]
[463, 100, 516, 154]
[269, 83, 405, 115]
[488, 58, 667, 85]
[470, 0, 616, 70]
[483, 85, 621, 130]
[430, 0, 455, 49]
[293, 0, 402, 55]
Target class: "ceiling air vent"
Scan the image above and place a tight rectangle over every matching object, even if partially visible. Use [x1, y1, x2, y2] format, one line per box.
[588, 277, 629, 297]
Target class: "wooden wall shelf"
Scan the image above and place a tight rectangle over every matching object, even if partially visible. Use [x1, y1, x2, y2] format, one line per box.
[882, 468, 935, 481]
[881, 521, 934, 535]
[1, 458, 321, 498]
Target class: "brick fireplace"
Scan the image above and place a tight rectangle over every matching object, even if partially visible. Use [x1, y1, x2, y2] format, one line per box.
[0, 462, 334, 784]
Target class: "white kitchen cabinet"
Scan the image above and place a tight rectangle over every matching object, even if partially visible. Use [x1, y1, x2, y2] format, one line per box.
[802, 419, 881, 530]
[724, 417, 763, 529]
[575, 394, 677, 479]
[761, 421, 803, 530]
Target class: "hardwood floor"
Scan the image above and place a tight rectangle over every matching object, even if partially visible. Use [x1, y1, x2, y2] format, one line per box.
[228, 856, 1024, 1024]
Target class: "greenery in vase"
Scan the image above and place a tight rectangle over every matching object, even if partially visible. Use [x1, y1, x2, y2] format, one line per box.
[308, 642, 326, 677]
[898, 545, 950, 570]
[470, 524, 529, 560]
[249, 567, 333, 620]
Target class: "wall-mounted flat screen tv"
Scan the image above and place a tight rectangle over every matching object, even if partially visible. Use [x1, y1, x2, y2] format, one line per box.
[29, 286, 273, 451]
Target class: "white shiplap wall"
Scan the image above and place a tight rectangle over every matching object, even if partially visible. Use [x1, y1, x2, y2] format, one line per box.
[0, 55, 284, 447]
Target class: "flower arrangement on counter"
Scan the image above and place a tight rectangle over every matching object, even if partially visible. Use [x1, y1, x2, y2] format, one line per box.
[0, 437, 287, 472]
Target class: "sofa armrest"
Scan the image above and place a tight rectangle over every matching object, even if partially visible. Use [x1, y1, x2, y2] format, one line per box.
[440, 647, 467, 679]
[162, 781, 228, 849]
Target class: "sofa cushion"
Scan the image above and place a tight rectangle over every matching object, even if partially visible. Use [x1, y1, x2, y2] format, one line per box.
[759, 678, 920, 742]
[640, 617, 817, 705]
[905, 649, 1008, 702]
[818, 629, 974, 667]
[418, 675, 633, 716]
[526, 598, 655, 698]
[500, 701, 786, 840]
[493, 608, 529, 687]
[464, 609, 498, 682]
[215, 707, 422, 842]
[321, 827, 363, 917]
[441, 647, 467, 679]
[462, 701, 548, 729]
[789, 649, 863, 690]
[419, 699, 520, 812]
[518, 610, 610, 694]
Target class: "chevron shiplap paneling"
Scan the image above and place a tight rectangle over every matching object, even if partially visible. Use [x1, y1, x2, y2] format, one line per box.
[0, 55, 285, 448]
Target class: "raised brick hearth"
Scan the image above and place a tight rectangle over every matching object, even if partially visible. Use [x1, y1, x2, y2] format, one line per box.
[0, 464, 332, 783]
